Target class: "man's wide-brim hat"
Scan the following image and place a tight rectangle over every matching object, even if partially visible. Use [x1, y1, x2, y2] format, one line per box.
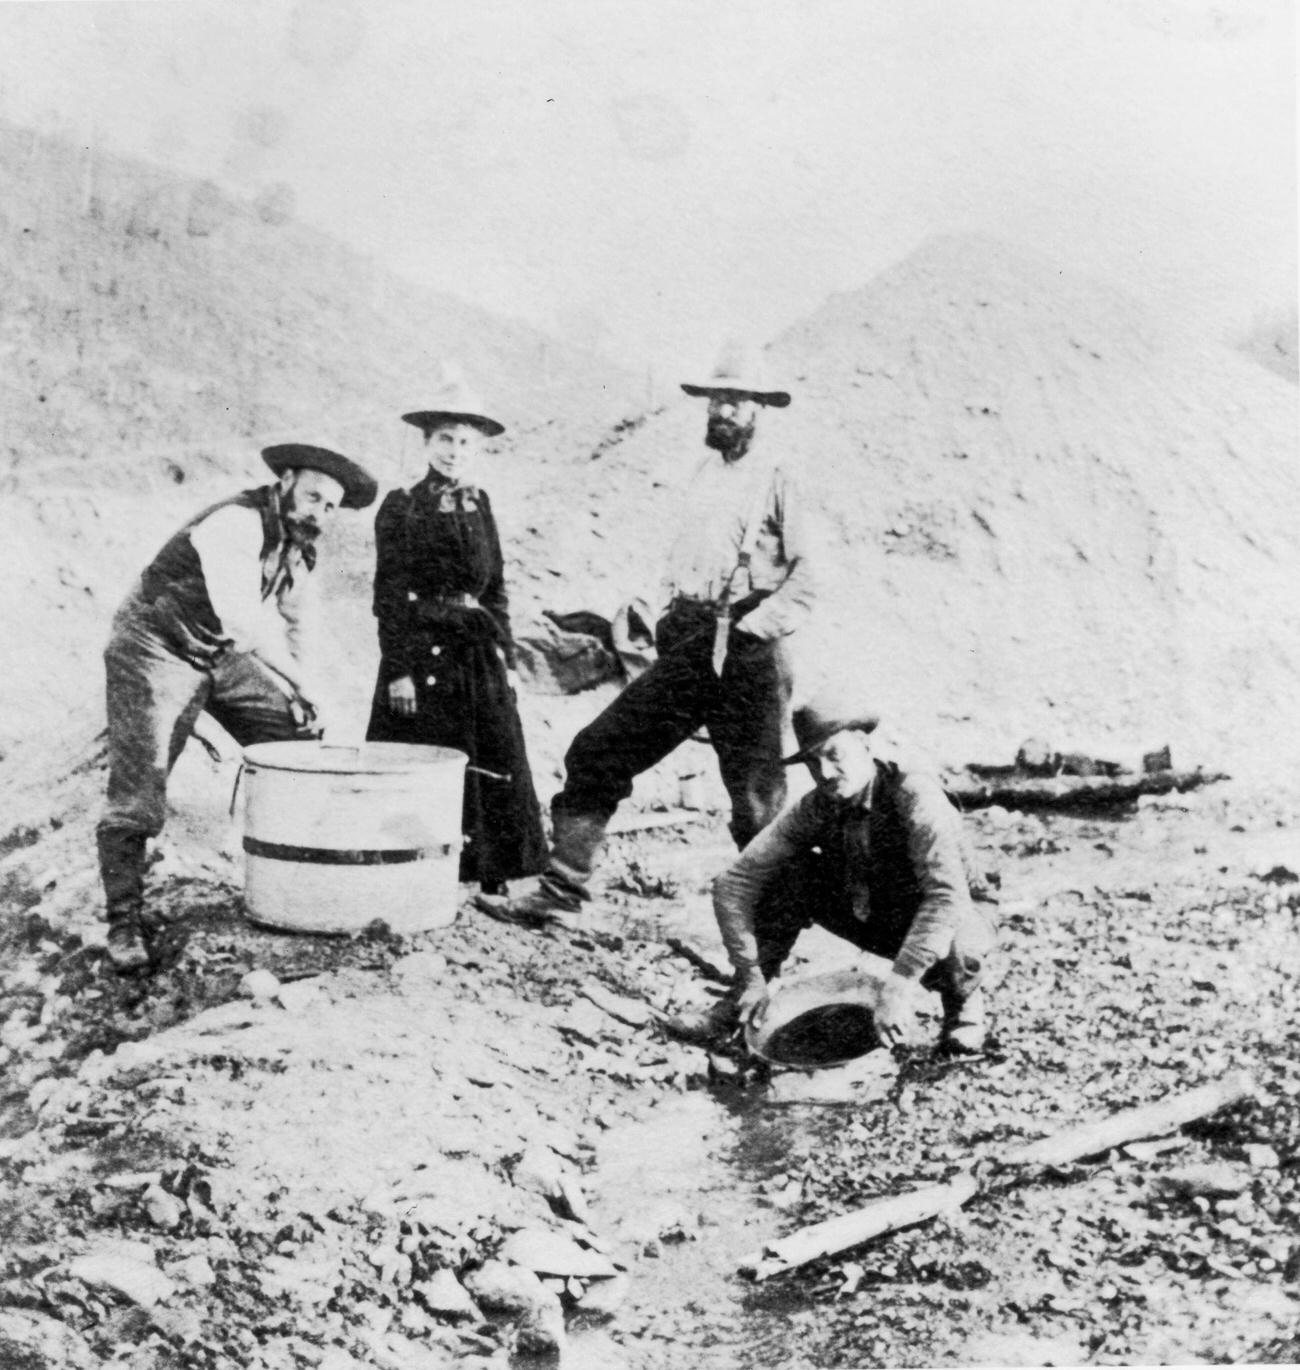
[261, 444, 378, 510]
[402, 367, 505, 439]
[782, 689, 880, 765]
[681, 338, 791, 408]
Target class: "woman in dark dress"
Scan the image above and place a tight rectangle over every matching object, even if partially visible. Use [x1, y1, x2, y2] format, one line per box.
[366, 386, 546, 896]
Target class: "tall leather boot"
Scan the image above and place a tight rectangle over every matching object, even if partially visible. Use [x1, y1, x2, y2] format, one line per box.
[474, 809, 608, 928]
[932, 950, 989, 1056]
[96, 826, 152, 972]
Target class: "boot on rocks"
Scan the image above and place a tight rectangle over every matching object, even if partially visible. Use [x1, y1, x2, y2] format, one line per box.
[938, 986, 988, 1056]
[473, 809, 607, 930]
[105, 913, 152, 973]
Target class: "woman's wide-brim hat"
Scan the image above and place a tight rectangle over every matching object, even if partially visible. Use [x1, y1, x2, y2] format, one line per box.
[402, 366, 505, 439]
[745, 965, 887, 1068]
[782, 690, 880, 765]
[681, 338, 791, 408]
[261, 444, 378, 510]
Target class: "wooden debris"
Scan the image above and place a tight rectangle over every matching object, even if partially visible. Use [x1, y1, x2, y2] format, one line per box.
[739, 1070, 1256, 1280]
[665, 938, 732, 985]
[946, 768, 1229, 814]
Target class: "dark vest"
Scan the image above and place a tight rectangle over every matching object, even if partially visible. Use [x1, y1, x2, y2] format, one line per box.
[810, 760, 931, 954]
[139, 486, 282, 639]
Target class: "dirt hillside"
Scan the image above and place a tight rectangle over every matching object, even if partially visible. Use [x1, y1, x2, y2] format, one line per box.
[557, 234, 1300, 773]
[0, 120, 638, 762]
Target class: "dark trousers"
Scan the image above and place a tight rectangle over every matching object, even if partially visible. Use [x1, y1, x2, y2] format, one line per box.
[97, 590, 303, 925]
[752, 849, 997, 1002]
[553, 599, 793, 849]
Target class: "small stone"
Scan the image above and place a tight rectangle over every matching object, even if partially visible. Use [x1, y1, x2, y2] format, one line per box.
[275, 979, 322, 1014]
[1155, 1163, 1252, 1199]
[69, 1243, 176, 1308]
[512, 1144, 564, 1201]
[498, 1227, 618, 1278]
[168, 1255, 215, 1287]
[515, 1299, 566, 1358]
[463, 1260, 553, 1319]
[392, 950, 449, 983]
[1244, 1143, 1280, 1169]
[0, 1308, 99, 1369]
[415, 1269, 480, 1322]
[239, 969, 280, 1001]
[575, 1272, 630, 1318]
[142, 1183, 185, 1230]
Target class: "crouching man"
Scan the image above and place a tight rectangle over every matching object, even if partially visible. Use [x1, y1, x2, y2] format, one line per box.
[96, 443, 377, 972]
[682, 693, 996, 1055]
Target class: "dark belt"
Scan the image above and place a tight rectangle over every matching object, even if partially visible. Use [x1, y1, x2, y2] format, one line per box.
[668, 589, 772, 621]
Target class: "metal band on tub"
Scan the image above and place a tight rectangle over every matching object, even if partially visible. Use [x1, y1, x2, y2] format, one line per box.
[243, 837, 456, 865]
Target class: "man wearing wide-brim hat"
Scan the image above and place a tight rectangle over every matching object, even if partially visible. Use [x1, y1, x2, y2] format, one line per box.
[676, 691, 997, 1055]
[482, 340, 815, 929]
[97, 443, 377, 972]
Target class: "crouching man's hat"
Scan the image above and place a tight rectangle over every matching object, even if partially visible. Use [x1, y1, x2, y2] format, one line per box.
[681, 338, 791, 408]
[782, 691, 880, 765]
[261, 444, 378, 510]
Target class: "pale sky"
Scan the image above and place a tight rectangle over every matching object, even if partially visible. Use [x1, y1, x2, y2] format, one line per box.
[0, 0, 1294, 374]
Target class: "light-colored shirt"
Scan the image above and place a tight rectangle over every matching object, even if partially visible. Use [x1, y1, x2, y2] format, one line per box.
[660, 443, 814, 639]
[189, 504, 319, 673]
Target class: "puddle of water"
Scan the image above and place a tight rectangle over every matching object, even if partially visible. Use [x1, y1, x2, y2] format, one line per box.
[576, 1085, 874, 1370]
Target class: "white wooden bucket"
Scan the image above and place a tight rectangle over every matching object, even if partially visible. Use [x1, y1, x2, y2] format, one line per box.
[241, 741, 467, 935]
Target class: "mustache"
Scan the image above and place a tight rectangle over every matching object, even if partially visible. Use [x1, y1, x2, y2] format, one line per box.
[284, 513, 322, 541]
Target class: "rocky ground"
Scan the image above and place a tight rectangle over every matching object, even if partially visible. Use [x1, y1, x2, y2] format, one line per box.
[1, 771, 1298, 1369]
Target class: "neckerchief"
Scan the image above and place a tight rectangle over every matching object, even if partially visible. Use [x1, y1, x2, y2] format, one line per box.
[424, 468, 480, 513]
[257, 487, 316, 601]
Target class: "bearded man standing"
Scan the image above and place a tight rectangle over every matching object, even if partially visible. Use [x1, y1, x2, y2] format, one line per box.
[96, 443, 377, 971]
[484, 342, 815, 928]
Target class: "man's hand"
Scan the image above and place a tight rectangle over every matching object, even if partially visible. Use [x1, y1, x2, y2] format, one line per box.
[289, 694, 325, 739]
[506, 668, 521, 699]
[388, 675, 418, 717]
[874, 972, 918, 1049]
[736, 970, 771, 1028]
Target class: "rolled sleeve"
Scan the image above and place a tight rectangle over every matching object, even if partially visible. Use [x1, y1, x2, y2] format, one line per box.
[712, 793, 821, 976]
[190, 506, 291, 662]
[890, 775, 973, 980]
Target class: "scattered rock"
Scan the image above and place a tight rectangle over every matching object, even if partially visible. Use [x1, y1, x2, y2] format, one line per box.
[579, 984, 654, 1028]
[142, 1182, 185, 1230]
[515, 1298, 566, 1358]
[276, 978, 324, 1014]
[463, 1259, 555, 1319]
[497, 1227, 618, 1278]
[1154, 1162, 1252, 1199]
[415, 1269, 481, 1322]
[0, 1308, 99, 1369]
[68, 1241, 176, 1307]
[511, 1144, 565, 1201]
[240, 968, 281, 1001]
[573, 1271, 630, 1319]
[1244, 1143, 1280, 1169]
[168, 1254, 216, 1287]
[392, 950, 449, 983]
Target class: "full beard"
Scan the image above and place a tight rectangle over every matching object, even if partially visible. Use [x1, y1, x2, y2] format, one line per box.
[283, 513, 322, 553]
[705, 416, 756, 461]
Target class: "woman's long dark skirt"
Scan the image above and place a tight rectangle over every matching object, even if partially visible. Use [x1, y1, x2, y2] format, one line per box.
[366, 633, 547, 887]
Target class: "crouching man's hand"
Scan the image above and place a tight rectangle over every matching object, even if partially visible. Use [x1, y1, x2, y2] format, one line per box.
[874, 972, 918, 1049]
[736, 969, 771, 1028]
